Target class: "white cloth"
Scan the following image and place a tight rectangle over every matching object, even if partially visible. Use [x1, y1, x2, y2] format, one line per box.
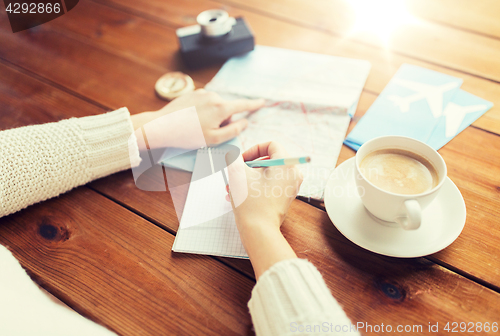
[0, 245, 116, 336]
[0, 108, 141, 218]
[249, 259, 359, 336]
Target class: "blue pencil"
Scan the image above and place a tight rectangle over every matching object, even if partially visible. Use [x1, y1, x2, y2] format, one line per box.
[245, 156, 311, 168]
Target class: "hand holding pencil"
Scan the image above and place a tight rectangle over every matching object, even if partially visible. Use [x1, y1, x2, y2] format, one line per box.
[224, 141, 305, 278]
[225, 141, 305, 218]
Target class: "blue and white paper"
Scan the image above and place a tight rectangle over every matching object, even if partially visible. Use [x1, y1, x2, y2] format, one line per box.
[344, 64, 478, 151]
[426, 89, 493, 149]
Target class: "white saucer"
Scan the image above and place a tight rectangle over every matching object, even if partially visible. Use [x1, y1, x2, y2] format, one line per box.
[324, 158, 466, 258]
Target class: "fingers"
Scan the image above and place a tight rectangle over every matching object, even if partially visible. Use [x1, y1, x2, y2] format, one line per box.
[225, 152, 248, 208]
[221, 98, 265, 118]
[209, 119, 248, 145]
[242, 141, 289, 161]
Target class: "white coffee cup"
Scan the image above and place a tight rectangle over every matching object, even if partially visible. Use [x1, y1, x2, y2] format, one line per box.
[355, 136, 447, 230]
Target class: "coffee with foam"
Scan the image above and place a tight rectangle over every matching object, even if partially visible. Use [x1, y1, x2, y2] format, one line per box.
[359, 148, 438, 195]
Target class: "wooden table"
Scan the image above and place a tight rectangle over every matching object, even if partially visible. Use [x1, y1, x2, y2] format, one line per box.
[1, 0, 500, 335]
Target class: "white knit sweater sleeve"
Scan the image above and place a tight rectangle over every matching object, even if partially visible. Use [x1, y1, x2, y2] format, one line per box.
[248, 259, 360, 336]
[0, 108, 141, 218]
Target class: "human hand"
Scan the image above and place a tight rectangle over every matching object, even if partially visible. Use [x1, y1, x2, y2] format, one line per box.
[225, 141, 303, 278]
[131, 89, 265, 148]
[226, 141, 303, 231]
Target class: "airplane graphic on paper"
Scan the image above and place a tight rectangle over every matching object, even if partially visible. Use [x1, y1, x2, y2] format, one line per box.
[387, 78, 488, 138]
[387, 78, 460, 118]
[442, 102, 488, 138]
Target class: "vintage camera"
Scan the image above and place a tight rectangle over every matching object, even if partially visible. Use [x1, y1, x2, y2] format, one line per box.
[176, 9, 255, 69]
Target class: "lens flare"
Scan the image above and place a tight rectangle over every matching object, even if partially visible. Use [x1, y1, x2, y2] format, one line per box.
[345, 0, 418, 44]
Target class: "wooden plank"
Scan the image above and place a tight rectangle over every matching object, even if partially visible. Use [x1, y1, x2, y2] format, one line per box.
[0, 188, 255, 336]
[79, 0, 500, 135]
[2, 23, 500, 334]
[0, 50, 256, 280]
[0, 12, 166, 114]
[90, 88, 500, 288]
[407, 0, 500, 40]
[2, 65, 500, 334]
[2, 0, 500, 135]
[5, 56, 498, 290]
[0, 61, 104, 126]
[283, 199, 500, 331]
[3, 164, 500, 336]
[0, 63, 255, 335]
[214, 0, 500, 83]
[3, 1, 499, 287]
[47, 0, 220, 85]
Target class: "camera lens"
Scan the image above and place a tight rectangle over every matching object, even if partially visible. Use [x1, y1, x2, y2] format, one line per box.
[197, 9, 235, 37]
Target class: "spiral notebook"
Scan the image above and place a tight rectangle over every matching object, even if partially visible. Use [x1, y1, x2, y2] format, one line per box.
[172, 148, 248, 258]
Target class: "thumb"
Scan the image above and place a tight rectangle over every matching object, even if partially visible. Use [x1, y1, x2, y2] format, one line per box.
[225, 152, 248, 209]
[210, 119, 248, 145]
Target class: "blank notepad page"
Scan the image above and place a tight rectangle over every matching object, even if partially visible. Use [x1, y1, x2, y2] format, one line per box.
[172, 148, 248, 258]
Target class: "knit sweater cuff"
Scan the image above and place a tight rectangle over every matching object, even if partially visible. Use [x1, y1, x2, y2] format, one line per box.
[76, 107, 141, 180]
[248, 259, 358, 336]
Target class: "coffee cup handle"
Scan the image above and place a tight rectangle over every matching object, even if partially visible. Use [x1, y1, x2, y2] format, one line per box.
[395, 200, 421, 230]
